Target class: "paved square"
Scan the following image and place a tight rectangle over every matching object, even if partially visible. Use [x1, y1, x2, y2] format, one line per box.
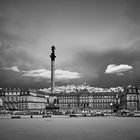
[0, 117, 140, 140]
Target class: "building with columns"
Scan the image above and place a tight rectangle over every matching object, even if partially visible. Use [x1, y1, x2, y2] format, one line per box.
[1, 86, 140, 112]
[0, 88, 49, 111]
[57, 91, 119, 113]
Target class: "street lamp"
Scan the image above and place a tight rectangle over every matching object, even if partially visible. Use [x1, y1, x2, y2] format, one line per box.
[110, 103, 113, 113]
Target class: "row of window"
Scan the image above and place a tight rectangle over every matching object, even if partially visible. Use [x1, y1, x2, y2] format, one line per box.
[59, 104, 112, 109]
[4, 103, 28, 109]
[4, 96, 28, 102]
[127, 89, 137, 93]
[58, 99, 114, 103]
[127, 95, 137, 100]
[4, 102, 45, 109]
[59, 104, 77, 108]
[2, 96, 48, 103]
[93, 96, 114, 98]
[80, 95, 115, 98]
[28, 103, 45, 109]
[59, 99, 77, 103]
[0, 91, 29, 95]
[80, 100, 114, 103]
[127, 102, 137, 108]
[58, 95, 115, 99]
[58, 96, 77, 99]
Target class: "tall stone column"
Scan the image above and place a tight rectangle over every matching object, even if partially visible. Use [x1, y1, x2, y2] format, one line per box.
[49, 46, 56, 103]
[45, 46, 59, 112]
[50, 46, 56, 94]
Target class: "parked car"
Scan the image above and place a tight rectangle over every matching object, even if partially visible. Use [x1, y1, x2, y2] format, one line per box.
[12, 111, 26, 115]
[133, 111, 140, 117]
[11, 115, 21, 119]
[120, 110, 129, 115]
[42, 113, 51, 118]
[94, 111, 104, 116]
[69, 113, 82, 117]
[119, 110, 134, 116]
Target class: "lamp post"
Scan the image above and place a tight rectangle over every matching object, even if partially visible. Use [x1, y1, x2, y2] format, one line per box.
[110, 103, 113, 114]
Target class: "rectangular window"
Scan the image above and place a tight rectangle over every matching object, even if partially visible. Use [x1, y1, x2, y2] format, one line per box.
[129, 89, 132, 93]
[133, 96, 136, 100]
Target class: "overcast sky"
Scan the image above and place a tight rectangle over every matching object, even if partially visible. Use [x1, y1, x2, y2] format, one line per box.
[0, 0, 140, 88]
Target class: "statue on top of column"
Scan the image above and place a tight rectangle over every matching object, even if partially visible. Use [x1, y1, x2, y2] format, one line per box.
[50, 45, 56, 61]
[51, 46, 55, 53]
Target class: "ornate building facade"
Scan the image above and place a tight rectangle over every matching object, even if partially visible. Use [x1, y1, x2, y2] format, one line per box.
[0, 88, 49, 111]
[57, 92, 79, 111]
[57, 91, 119, 112]
[1, 86, 140, 112]
[119, 86, 140, 110]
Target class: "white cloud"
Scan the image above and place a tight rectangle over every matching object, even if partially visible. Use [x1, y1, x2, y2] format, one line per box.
[3, 65, 80, 80]
[22, 69, 51, 78]
[22, 69, 80, 79]
[4, 66, 20, 72]
[105, 64, 133, 75]
[55, 69, 80, 79]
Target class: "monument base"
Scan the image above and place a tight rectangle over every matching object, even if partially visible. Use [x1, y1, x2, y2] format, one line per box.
[45, 103, 59, 110]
